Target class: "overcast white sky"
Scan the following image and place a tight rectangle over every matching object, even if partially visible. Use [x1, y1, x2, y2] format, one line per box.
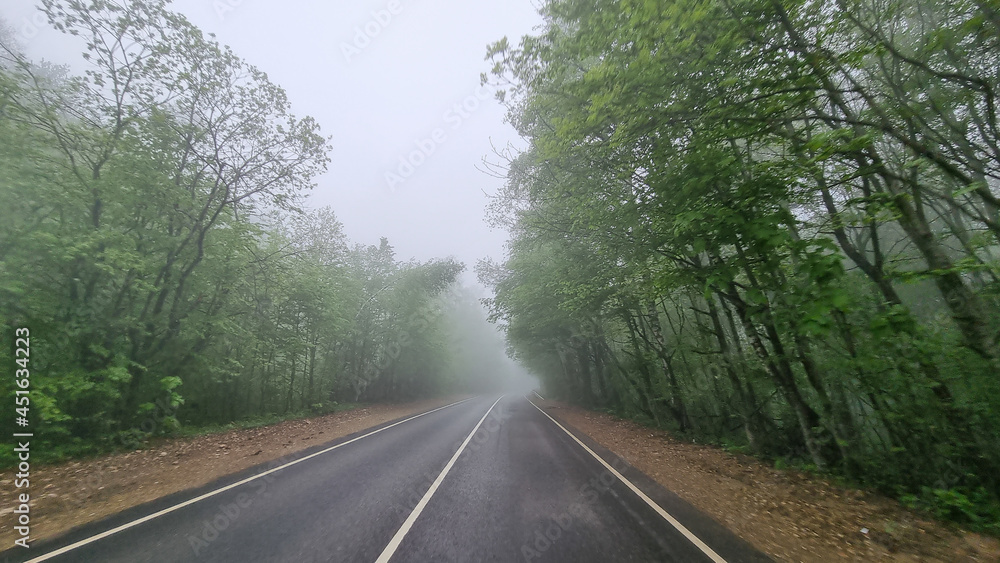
[2, 0, 542, 283]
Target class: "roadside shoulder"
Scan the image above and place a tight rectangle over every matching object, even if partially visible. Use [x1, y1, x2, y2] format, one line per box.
[0, 396, 467, 548]
[532, 399, 1000, 562]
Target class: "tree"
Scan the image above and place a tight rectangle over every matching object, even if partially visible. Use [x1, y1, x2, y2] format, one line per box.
[482, 0, 1000, 529]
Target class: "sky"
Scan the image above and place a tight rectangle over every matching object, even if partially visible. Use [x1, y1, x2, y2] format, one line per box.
[1, 0, 543, 285]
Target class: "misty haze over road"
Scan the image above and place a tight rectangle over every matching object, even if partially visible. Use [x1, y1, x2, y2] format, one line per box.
[3, 0, 1000, 560]
[1, 396, 768, 563]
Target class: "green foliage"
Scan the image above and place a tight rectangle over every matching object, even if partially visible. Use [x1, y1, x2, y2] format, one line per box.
[481, 0, 1000, 533]
[0, 3, 473, 470]
[903, 488, 1000, 534]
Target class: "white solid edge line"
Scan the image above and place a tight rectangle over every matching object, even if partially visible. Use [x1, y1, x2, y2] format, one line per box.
[533, 390, 545, 400]
[526, 398, 728, 563]
[25, 396, 478, 563]
[375, 395, 504, 563]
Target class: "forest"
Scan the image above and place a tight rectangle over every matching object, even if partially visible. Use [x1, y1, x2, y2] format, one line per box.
[0, 1, 513, 468]
[479, 0, 1000, 531]
[3, 0, 1000, 538]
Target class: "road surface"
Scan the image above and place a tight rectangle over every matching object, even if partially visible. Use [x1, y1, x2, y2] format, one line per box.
[3, 395, 771, 562]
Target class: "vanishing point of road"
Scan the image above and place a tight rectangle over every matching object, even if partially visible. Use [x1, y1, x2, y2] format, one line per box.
[3, 395, 772, 563]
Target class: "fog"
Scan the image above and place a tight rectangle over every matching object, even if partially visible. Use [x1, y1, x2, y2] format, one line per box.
[2, 0, 541, 282]
[440, 285, 539, 395]
[1, 0, 542, 399]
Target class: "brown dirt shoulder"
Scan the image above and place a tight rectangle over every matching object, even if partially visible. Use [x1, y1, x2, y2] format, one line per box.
[0, 396, 466, 548]
[536, 399, 1000, 562]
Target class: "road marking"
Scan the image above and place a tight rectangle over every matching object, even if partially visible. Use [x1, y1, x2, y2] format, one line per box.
[533, 390, 545, 400]
[23, 397, 478, 563]
[375, 395, 504, 563]
[527, 398, 728, 563]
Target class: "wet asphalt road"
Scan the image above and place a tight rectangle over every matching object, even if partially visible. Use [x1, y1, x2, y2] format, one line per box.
[3, 395, 771, 563]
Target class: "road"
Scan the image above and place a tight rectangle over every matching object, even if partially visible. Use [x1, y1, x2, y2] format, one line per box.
[3, 395, 771, 563]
